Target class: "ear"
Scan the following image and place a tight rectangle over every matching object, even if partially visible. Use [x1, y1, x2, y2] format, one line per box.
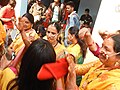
[72, 7, 74, 11]
[31, 24, 33, 28]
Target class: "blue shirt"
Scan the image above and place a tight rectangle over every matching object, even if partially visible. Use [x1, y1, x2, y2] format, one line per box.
[65, 11, 80, 38]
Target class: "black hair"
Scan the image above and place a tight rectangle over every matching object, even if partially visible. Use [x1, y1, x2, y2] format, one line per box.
[85, 8, 90, 13]
[49, 22, 61, 33]
[66, 1, 75, 8]
[68, 26, 87, 59]
[22, 13, 34, 24]
[7, 39, 56, 90]
[112, 34, 120, 55]
[9, 0, 16, 7]
[0, 19, 4, 25]
[36, 25, 46, 38]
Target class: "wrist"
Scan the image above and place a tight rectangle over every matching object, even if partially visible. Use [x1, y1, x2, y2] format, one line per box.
[88, 41, 94, 47]
[66, 85, 78, 90]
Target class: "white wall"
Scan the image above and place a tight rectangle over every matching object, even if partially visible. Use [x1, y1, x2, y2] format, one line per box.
[84, 0, 120, 63]
[92, 0, 120, 46]
[78, 0, 102, 26]
[78, 0, 102, 63]
[15, 0, 28, 18]
[11, 0, 28, 39]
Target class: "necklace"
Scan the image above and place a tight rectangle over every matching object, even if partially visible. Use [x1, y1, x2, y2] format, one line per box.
[53, 42, 58, 48]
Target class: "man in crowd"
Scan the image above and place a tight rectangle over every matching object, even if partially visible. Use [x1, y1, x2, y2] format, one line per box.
[64, 1, 80, 47]
[29, 0, 46, 22]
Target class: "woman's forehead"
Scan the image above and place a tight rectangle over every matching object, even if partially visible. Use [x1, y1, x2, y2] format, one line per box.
[21, 17, 30, 22]
[48, 25, 57, 31]
[103, 37, 114, 46]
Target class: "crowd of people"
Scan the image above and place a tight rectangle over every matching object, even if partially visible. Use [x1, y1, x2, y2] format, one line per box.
[0, 0, 120, 90]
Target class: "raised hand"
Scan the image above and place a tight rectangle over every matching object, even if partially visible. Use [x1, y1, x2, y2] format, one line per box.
[78, 27, 91, 39]
[65, 54, 78, 90]
[15, 17, 25, 32]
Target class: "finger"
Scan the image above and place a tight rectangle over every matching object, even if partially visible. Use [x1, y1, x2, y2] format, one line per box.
[66, 54, 75, 64]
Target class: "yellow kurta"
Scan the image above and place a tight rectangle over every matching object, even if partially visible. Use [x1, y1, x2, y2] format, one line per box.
[80, 61, 120, 90]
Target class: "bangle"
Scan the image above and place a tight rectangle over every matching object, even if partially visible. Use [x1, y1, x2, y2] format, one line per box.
[88, 41, 94, 46]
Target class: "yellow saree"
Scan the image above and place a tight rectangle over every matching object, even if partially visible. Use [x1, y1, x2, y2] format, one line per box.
[79, 61, 120, 90]
[0, 68, 16, 90]
[66, 44, 83, 64]
[0, 21, 6, 42]
[54, 43, 66, 60]
[9, 29, 38, 55]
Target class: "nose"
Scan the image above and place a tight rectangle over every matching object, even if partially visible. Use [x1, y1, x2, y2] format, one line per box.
[66, 9, 69, 11]
[99, 47, 106, 55]
[66, 8, 69, 11]
[100, 46, 108, 58]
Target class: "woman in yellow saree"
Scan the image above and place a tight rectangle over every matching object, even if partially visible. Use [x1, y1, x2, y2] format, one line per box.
[0, 13, 39, 90]
[66, 26, 87, 86]
[46, 22, 66, 60]
[66, 34, 120, 90]
[8, 13, 38, 56]
[46, 22, 66, 89]
[66, 26, 87, 64]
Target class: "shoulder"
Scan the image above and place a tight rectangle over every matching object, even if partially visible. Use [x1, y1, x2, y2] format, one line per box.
[0, 6, 8, 12]
[31, 3, 37, 7]
[70, 13, 79, 18]
[73, 44, 81, 51]
[58, 43, 66, 49]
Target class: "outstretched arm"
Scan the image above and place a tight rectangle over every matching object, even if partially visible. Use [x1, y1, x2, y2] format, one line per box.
[79, 28, 100, 57]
